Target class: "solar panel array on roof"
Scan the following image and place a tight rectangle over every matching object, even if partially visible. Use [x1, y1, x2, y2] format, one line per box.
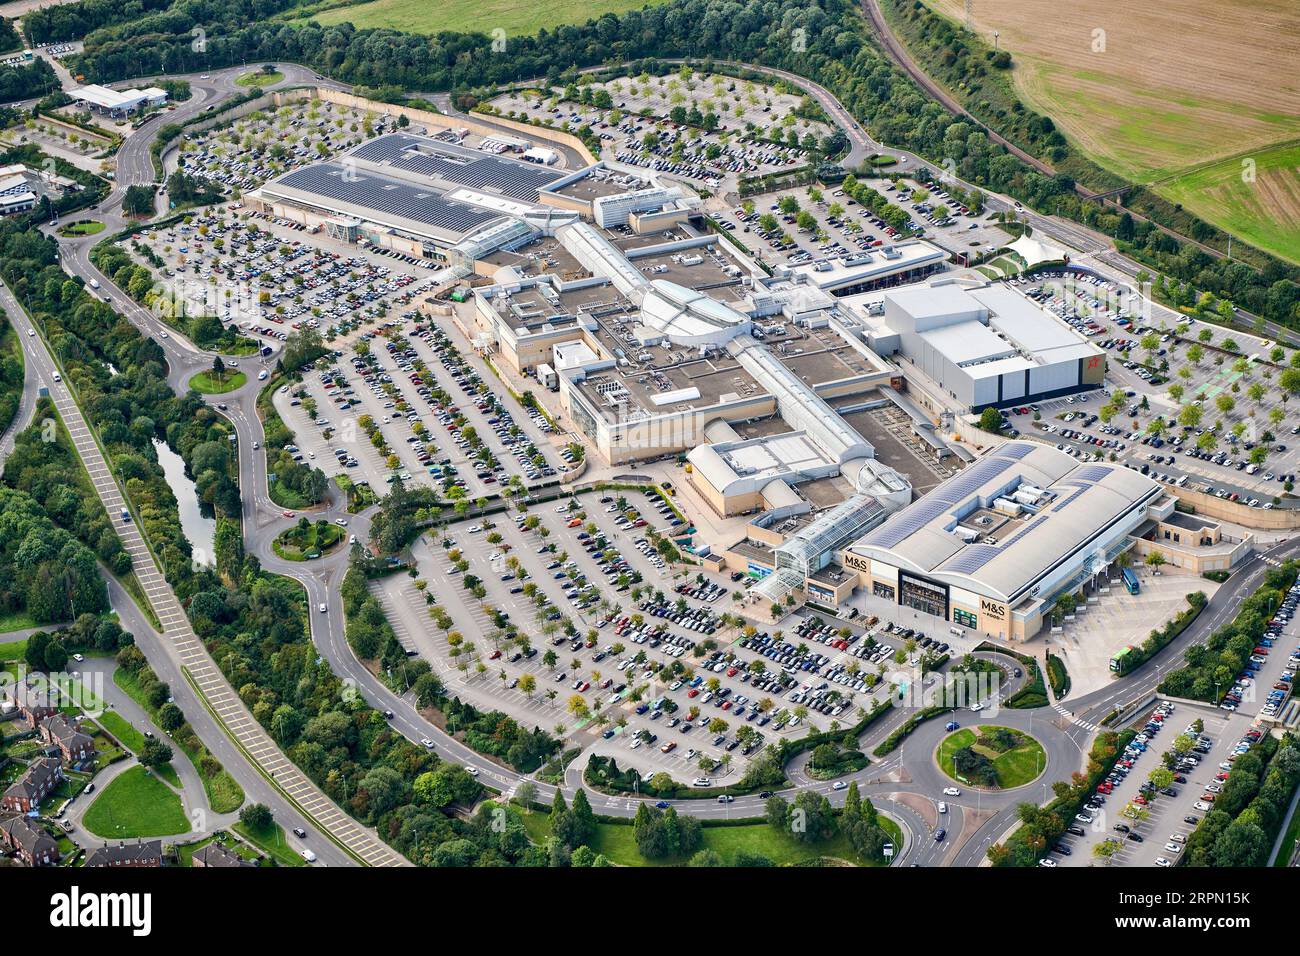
[1073, 465, 1113, 482]
[276, 164, 501, 234]
[350, 134, 564, 201]
[943, 544, 1001, 574]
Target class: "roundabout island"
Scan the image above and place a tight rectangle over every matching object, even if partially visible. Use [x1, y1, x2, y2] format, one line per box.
[936, 725, 1047, 791]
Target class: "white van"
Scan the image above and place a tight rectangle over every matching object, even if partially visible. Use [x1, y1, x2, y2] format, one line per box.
[301, 848, 316, 863]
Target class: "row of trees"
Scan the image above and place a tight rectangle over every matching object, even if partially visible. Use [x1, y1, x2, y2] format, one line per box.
[1159, 564, 1296, 701]
[1182, 734, 1300, 866]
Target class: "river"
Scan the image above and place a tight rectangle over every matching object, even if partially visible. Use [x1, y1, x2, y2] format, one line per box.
[152, 438, 216, 566]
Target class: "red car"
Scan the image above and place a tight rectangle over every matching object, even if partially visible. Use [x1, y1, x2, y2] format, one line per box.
[489, 650, 502, 660]
[726, 667, 738, 677]
[687, 688, 699, 698]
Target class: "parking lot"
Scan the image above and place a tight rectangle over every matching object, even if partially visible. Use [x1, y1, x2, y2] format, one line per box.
[1219, 577, 1299, 721]
[718, 172, 1006, 271]
[373, 480, 990, 787]
[274, 318, 562, 498]
[131, 206, 444, 348]
[1054, 703, 1263, 868]
[373, 487, 825, 781]
[174, 98, 402, 196]
[990, 271, 1300, 507]
[489, 70, 831, 195]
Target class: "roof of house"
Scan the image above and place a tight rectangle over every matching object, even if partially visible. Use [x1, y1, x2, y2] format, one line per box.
[3, 757, 61, 802]
[193, 842, 257, 867]
[0, 816, 58, 857]
[85, 840, 164, 866]
[42, 714, 93, 750]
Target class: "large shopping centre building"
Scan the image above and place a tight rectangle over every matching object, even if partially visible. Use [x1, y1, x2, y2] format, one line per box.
[837, 441, 1168, 641]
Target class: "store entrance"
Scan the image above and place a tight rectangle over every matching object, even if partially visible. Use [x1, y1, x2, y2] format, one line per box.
[900, 573, 948, 619]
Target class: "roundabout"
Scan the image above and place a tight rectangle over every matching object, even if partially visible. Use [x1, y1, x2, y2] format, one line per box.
[936, 724, 1047, 791]
[189, 369, 248, 394]
[273, 517, 347, 561]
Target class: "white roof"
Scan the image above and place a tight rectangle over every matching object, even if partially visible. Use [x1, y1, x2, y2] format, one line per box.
[919, 320, 1015, 366]
[71, 84, 164, 109]
[970, 286, 1098, 365]
[791, 241, 947, 291]
[638, 279, 749, 346]
[848, 441, 1161, 602]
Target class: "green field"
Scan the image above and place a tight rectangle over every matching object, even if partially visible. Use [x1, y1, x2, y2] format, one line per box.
[520, 812, 901, 866]
[297, 0, 671, 36]
[57, 220, 106, 237]
[94, 712, 182, 789]
[234, 70, 285, 88]
[1158, 142, 1300, 266]
[937, 725, 1046, 790]
[189, 370, 247, 394]
[83, 765, 190, 838]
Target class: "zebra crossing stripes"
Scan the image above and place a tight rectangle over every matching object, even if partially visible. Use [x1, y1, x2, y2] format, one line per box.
[1053, 703, 1102, 732]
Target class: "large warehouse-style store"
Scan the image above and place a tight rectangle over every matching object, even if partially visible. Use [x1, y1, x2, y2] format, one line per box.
[839, 441, 1168, 641]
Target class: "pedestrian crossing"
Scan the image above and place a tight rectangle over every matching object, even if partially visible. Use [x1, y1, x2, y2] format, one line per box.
[1053, 702, 1103, 732]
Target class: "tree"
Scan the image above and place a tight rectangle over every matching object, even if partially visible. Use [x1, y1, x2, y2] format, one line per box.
[239, 802, 273, 831]
[139, 737, 173, 769]
[156, 702, 184, 732]
[978, 407, 1003, 433]
[24, 631, 51, 672]
[123, 185, 155, 216]
[42, 638, 68, 672]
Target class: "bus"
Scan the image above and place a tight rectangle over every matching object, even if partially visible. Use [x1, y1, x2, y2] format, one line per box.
[1109, 646, 1136, 673]
[1121, 567, 1140, 595]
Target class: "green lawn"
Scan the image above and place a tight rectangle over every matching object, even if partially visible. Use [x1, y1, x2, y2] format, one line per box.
[82, 765, 190, 838]
[0, 611, 40, 634]
[57, 220, 106, 237]
[936, 725, 1046, 790]
[296, 0, 671, 36]
[189, 370, 247, 394]
[112, 668, 244, 813]
[94, 712, 181, 789]
[233, 819, 307, 867]
[234, 70, 284, 87]
[1274, 796, 1300, 866]
[269, 482, 311, 510]
[273, 521, 345, 561]
[520, 811, 901, 866]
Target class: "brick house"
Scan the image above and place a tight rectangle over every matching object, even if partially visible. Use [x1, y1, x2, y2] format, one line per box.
[85, 839, 163, 867]
[0, 817, 60, 866]
[13, 681, 58, 728]
[193, 842, 256, 868]
[1, 757, 64, 813]
[39, 714, 96, 767]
